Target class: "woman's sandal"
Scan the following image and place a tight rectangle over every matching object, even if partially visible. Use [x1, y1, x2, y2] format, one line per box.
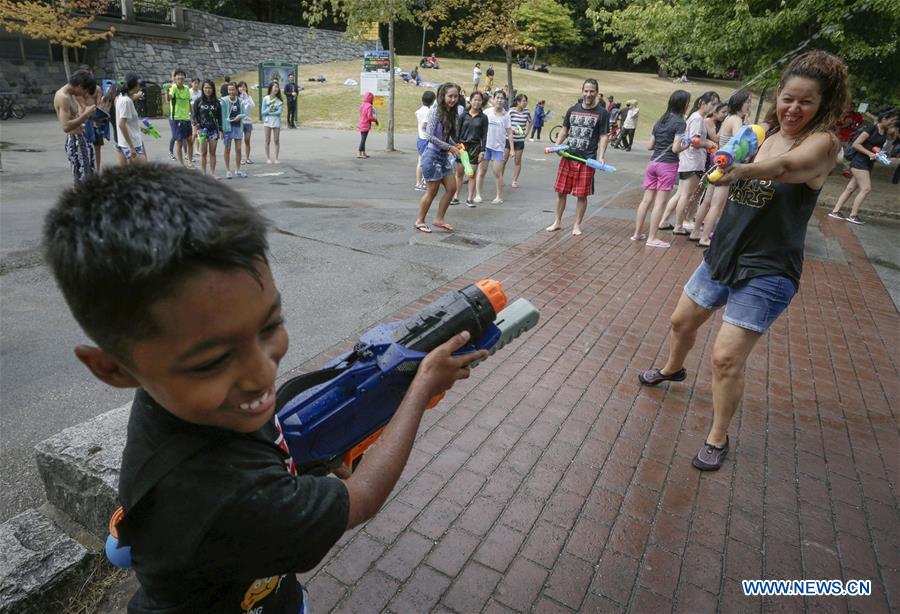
[432, 221, 454, 232]
[638, 367, 687, 386]
[414, 223, 432, 233]
[645, 239, 671, 248]
[630, 234, 648, 241]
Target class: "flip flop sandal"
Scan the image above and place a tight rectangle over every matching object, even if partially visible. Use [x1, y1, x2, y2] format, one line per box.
[645, 239, 671, 248]
[688, 236, 701, 242]
[630, 234, 647, 241]
[414, 223, 432, 233]
[432, 221, 454, 232]
[672, 229, 690, 236]
[658, 224, 674, 231]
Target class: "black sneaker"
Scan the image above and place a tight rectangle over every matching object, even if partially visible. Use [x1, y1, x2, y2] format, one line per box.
[638, 367, 687, 386]
[450, 197, 460, 206]
[827, 211, 844, 220]
[466, 198, 476, 208]
[692, 437, 729, 470]
[846, 215, 865, 225]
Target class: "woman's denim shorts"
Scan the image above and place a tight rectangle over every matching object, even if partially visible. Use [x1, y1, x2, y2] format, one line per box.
[684, 259, 797, 333]
[421, 147, 454, 182]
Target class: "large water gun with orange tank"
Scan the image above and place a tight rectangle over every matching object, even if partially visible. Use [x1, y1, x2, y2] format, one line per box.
[275, 280, 539, 476]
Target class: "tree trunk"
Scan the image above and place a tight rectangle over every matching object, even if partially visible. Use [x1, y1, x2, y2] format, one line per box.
[533, 48, 538, 66]
[387, 19, 395, 151]
[504, 45, 514, 101]
[62, 46, 71, 80]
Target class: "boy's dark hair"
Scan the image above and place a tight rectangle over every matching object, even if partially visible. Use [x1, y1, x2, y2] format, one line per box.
[174, 69, 186, 78]
[224, 76, 231, 82]
[43, 164, 270, 363]
[191, 77, 200, 83]
[69, 69, 96, 93]
[514, 93, 528, 104]
[120, 73, 140, 96]
[421, 91, 436, 106]
[582, 79, 599, 91]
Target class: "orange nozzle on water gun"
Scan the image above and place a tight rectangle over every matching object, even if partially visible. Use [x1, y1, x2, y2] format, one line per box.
[475, 279, 507, 313]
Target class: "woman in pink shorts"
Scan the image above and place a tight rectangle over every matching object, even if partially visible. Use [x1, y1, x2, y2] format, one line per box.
[632, 90, 691, 246]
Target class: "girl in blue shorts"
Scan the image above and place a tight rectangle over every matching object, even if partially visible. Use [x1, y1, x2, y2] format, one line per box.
[414, 82, 461, 234]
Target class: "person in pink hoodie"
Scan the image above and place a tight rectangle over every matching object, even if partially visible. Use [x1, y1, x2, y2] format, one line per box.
[357, 92, 378, 158]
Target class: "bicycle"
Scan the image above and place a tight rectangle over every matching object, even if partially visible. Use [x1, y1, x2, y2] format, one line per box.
[0, 93, 25, 120]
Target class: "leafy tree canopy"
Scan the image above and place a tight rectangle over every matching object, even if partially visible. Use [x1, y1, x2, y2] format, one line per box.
[517, 0, 581, 64]
[589, 0, 899, 106]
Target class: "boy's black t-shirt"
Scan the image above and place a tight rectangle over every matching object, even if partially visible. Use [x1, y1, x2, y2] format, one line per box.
[563, 102, 610, 159]
[119, 389, 349, 614]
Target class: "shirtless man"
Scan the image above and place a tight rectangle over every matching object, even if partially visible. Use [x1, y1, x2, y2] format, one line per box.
[54, 69, 98, 183]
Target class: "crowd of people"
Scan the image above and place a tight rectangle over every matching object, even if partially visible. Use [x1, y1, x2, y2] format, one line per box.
[54, 68, 297, 182]
[41, 49, 900, 613]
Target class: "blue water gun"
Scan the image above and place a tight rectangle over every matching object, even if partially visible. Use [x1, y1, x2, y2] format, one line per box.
[707, 124, 766, 182]
[105, 280, 538, 568]
[872, 147, 891, 166]
[544, 145, 616, 173]
[276, 280, 539, 475]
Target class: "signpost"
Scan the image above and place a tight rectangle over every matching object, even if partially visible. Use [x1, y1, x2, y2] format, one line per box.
[258, 61, 298, 121]
[360, 50, 391, 98]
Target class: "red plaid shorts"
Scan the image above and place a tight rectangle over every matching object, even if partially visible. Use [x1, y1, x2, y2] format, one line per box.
[553, 158, 595, 197]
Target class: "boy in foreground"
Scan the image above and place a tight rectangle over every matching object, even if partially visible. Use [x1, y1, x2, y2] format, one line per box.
[44, 164, 486, 613]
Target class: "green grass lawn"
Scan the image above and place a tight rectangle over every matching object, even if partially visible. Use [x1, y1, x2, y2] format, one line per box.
[229, 56, 751, 143]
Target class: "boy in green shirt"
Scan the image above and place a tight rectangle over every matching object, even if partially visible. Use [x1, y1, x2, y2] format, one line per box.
[168, 69, 194, 167]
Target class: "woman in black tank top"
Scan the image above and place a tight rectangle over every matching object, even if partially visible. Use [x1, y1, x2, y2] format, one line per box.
[829, 108, 898, 224]
[638, 51, 850, 472]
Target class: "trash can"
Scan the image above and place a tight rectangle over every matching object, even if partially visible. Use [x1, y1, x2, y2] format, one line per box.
[138, 80, 163, 118]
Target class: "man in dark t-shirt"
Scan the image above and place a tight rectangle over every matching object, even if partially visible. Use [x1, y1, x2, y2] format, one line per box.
[284, 73, 300, 129]
[547, 79, 610, 236]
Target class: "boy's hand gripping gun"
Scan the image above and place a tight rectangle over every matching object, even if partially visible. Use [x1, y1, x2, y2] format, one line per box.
[140, 118, 161, 139]
[275, 280, 539, 476]
[707, 124, 766, 182]
[458, 143, 475, 176]
[544, 144, 616, 173]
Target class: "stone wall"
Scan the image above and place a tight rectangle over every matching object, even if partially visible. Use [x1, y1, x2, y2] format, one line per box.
[108, 9, 373, 84]
[0, 8, 373, 112]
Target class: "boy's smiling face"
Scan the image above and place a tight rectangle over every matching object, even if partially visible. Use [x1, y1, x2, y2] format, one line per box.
[112, 262, 288, 433]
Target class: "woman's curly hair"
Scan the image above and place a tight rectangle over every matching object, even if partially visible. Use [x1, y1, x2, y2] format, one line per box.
[764, 50, 850, 138]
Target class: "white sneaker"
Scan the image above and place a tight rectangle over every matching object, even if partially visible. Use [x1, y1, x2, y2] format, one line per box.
[267, 159, 273, 164]
[473, 195, 483, 204]
[235, 170, 247, 178]
[683, 221, 695, 232]
[528, 138, 534, 142]
[491, 197, 504, 205]
[225, 171, 233, 179]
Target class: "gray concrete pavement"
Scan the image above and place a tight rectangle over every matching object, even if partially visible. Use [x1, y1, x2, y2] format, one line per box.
[1, 117, 645, 521]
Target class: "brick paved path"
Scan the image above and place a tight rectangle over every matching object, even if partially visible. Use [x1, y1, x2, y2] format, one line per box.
[296, 203, 899, 613]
